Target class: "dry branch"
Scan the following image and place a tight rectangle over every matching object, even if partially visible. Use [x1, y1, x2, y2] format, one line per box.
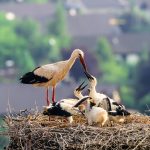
[4, 112, 150, 150]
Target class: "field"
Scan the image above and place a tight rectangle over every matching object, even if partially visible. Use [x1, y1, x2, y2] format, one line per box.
[3, 112, 150, 150]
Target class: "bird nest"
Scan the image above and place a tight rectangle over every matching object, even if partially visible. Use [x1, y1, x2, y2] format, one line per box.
[3, 112, 150, 150]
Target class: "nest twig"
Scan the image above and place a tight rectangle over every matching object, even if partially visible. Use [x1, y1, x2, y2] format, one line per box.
[4, 111, 150, 150]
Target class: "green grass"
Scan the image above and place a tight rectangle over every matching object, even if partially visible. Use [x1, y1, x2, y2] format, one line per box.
[0, 117, 9, 149]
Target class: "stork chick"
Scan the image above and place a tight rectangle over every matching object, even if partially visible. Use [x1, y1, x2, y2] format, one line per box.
[43, 102, 77, 124]
[20, 49, 88, 106]
[106, 98, 131, 124]
[84, 72, 125, 111]
[74, 97, 108, 127]
[56, 81, 87, 107]
[84, 72, 107, 106]
[74, 81, 88, 99]
[73, 81, 88, 113]
[43, 97, 90, 123]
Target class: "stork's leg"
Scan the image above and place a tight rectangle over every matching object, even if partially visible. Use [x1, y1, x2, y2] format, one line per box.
[46, 88, 51, 121]
[52, 86, 55, 103]
[46, 88, 50, 106]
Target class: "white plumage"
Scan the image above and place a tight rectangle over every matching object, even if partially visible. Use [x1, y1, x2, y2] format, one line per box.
[84, 72, 125, 111]
[74, 97, 108, 127]
[20, 49, 88, 105]
[56, 98, 79, 106]
[86, 106, 108, 127]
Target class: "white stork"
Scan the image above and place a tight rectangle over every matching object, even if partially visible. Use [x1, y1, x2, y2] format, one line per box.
[84, 72, 126, 111]
[20, 49, 88, 105]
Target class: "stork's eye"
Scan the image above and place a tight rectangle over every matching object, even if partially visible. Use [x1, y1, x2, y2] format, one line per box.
[119, 106, 123, 111]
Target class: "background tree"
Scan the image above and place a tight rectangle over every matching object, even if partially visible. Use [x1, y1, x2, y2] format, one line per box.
[0, 117, 9, 149]
[133, 53, 150, 99]
[95, 37, 129, 84]
[14, 19, 51, 65]
[0, 14, 35, 74]
[0, 13, 55, 80]
[48, 0, 71, 60]
[119, 0, 150, 33]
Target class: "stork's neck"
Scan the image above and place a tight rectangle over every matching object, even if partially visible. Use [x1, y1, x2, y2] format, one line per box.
[67, 55, 78, 70]
[86, 101, 91, 113]
[77, 93, 83, 99]
[89, 86, 97, 98]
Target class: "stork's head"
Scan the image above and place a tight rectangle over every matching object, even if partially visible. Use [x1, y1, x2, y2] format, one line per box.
[116, 105, 130, 116]
[78, 104, 86, 112]
[88, 98, 96, 108]
[84, 72, 97, 87]
[72, 49, 87, 72]
[42, 103, 54, 115]
[72, 49, 84, 58]
[74, 81, 87, 97]
[43, 107, 49, 115]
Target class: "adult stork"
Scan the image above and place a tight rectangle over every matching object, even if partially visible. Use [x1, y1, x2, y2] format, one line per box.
[20, 49, 88, 105]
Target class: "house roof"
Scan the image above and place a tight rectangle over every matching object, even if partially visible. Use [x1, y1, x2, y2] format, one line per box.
[71, 36, 98, 50]
[108, 33, 150, 54]
[0, 2, 121, 37]
[67, 13, 121, 37]
[67, 13, 121, 50]
[0, 2, 55, 25]
[82, 0, 125, 9]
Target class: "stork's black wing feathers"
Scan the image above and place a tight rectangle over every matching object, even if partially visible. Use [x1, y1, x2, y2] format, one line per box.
[19, 67, 49, 84]
[112, 102, 120, 106]
[43, 104, 72, 117]
[108, 108, 131, 116]
[103, 97, 112, 111]
[108, 111, 118, 116]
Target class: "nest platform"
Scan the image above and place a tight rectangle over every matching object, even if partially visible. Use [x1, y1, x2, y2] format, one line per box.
[3, 112, 150, 150]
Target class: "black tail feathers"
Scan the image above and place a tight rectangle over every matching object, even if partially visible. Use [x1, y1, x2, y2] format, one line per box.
[20, 71, 49, 84]
[20, 72, 36, 84]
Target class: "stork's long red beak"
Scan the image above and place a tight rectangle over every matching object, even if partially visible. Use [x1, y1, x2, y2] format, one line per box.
[79, 55, 87, 72]
[84, 71, 94, 81]
[76, 81, 88, 91]
[74, 96, 90, 107]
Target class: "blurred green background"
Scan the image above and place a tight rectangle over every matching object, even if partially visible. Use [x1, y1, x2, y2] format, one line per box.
[0, 117, 9, 149]
[0, 0, 150, 148]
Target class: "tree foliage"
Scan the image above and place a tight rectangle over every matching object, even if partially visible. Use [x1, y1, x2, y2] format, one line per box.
[139, 93, 150, 111]
[0, 13, 60, 80]
[96, 37, 129, 84]
[0, 1, 71, 82]
[0, 117, 9, 149]
[119, 1, 150, 33]
[48, 0, 71, 50]
[0, 13, 32, 72]
[120, 85, 135, 108]
[133, 55, 150, 100]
